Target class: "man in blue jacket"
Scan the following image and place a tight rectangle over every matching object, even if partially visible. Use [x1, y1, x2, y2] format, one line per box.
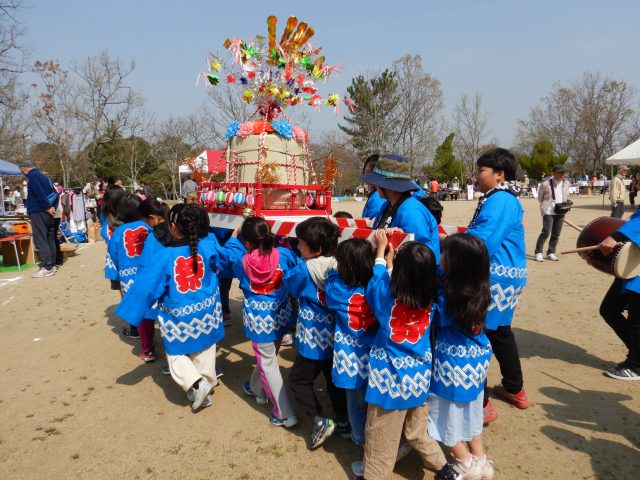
[19, 161, 59, 278]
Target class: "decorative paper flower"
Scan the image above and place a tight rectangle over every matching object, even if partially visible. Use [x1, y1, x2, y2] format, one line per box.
[226, 121, 240, 139]
[237, 122, 254, 138]
[252, 119, 274, 135]
[292, 127, 308, 143]
[271, 119, 293, 139]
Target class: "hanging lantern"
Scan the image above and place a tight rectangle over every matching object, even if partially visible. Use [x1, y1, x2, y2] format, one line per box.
[304, 192, 315, 208]
[201, 192, 208, 203]
[215, 191, 225, 203]
[234, 192, 246, 206]
[206, 190, 216, 204]
[246, 193, 255, 206]
[316, 192, 326, 208]
[224, 192, 235, 205]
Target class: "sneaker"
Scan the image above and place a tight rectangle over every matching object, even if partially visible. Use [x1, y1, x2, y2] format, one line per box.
[186, 389, 212, 408]
[453, 457, 482, 480]
[473, 455, 495, 480]
[122, 327, 140, 339]
[604, 363, 640, 380]
[310, 417, 335, 449]
[351, 460, 364, 477]
[435, 464, 462, 480]
[280, 333, 294, 346]
[334, 420, 352, 439]
[242, 380, 268, 405]
[161, 365, 171, 375]
[534, 253, 544, 262]
[396, 437, 412, 462]
[547, 253, 559, 261]
[223, 313, 231, 327]
[139, 351, 157, 363]
[191, 379, 214, 410]
[31, 267, 55, 278]
[483, 399, 499, 425]
[215, 363, 223, 379]
[493, 385, 531, 409]
[270, 414, 298, 428]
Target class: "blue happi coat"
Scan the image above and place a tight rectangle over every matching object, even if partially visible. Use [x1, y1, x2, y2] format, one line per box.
[324, 270, 378, 390]
[618, 208, 640, 294]
[374, 195, 440, 262]
[105, 220, 151, 293]
[98, 212, 114, 245]
[430, 291, 492, 403]
[116, 236, 224, 356]
[282, 260, 336, 360]
[365, 263, 434, 410]
[216, 237, 299, 343]
[362, 191, 387, 220]
[466, 191, 527, 329]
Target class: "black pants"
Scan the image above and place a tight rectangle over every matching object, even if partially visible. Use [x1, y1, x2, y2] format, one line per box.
[483, 325, 524, 405]
[535, 214, 564, 254]
[53, 217, 63, 266]
[611, 201, 624, 219]
[218, 276, 232, 314]
[288, 353, 347, 421]
[30, 211, 57, 270]
[599, 278, 640, 368]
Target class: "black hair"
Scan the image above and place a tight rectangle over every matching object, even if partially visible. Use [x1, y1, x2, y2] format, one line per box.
[139, 198, 169, 220]
[169, 204, 210, 275]
[476, 148, 517, 181]
[240, 216, 274, 254]
[441, 234, 491, 333]
[333, 211, 353, 219]
[117, 193, 144, 223]
[417, 196, 443, 225]
[106, 176, 121, 186]
[295, 217, 340, 257]
[391, 241, 437, 310]
[100, 185, 125, 218]
[334, 238, 374, 287]
[362, 154, 380, 174]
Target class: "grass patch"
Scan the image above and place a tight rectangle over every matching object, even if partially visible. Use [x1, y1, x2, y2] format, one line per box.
[52, 413, 74, 423]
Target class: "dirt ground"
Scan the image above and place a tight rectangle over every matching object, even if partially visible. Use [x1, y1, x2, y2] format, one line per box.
[0, 194, 639, 480]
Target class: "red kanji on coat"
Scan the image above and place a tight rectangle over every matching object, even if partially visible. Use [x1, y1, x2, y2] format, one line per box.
[389, 302, 431, 344]
[174, 254, 205, 293]
[347, 293, 375, 332]
[317, 289, 327, 307]
[123, 227, 148, 258]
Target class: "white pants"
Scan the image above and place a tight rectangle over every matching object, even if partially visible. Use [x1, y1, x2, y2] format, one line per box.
[167, 344, 217, 392]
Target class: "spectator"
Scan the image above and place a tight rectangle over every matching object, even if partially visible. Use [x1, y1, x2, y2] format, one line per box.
[610, 165, 629, 218]
[140, 180, 155, 200]
[182, 175, 199, 204]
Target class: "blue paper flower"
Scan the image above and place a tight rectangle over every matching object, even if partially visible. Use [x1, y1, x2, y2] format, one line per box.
[226, 121, 240, 139]
[271, 120, 293, 139]
[240, 77, 248, 85]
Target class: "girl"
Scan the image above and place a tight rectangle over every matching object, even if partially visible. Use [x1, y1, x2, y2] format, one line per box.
[217, 217, 299, 427]
[324, 238, 377, 447]
[99, 185, 125, 245]
[429, 234, 494, 479]
[105, 194, 151, 342]
[116, 204, 224, 411]
[359, 231, 457, 480]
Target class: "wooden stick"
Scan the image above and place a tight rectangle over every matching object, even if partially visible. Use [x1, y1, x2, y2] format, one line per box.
[563, 218, 583, 233]
[561, 242, 623, 255]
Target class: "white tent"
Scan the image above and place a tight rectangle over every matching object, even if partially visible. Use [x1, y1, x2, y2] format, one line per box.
[606, 138, 640, 165]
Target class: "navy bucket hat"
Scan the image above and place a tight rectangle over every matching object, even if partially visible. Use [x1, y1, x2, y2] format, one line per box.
[360, 154, 418, 192]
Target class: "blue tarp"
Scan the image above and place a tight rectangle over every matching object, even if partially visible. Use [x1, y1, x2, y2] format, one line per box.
[0, 159, 21, 176]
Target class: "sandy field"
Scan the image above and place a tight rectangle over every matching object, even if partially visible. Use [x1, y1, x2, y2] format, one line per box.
[0, 194, 639, 480]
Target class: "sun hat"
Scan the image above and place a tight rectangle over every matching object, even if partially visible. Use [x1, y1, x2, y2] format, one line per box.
[552, 164, 566, 173]
[360, 154, 418, 192]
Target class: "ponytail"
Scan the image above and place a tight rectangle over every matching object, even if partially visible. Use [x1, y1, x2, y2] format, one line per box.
[240, 217, 274, 254]
[168, 203, 210, 274]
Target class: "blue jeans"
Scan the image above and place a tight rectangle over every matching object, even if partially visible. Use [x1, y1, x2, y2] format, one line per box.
[218, 276, 232, 314]
[346, 387, 367, 445]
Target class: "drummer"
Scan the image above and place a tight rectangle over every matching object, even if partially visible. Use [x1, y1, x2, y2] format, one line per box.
[598, 209, 640, 380]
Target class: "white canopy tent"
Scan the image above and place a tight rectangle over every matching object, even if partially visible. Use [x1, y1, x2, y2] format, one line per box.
[606, 138, 640, 165]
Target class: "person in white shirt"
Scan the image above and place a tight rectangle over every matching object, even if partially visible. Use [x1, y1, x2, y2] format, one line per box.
[609, 165, 629, 218]
[534, 164, 571, 262]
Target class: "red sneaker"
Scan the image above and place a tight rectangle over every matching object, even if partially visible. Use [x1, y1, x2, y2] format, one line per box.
[493, 385, 531, 409]
[483, 399, 499, 425]
[139, 351, 157, 363]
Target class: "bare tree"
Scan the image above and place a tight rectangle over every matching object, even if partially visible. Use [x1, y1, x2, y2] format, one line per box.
[452, 92, 490, 176]
[0, 0, 27, 109]
[124, 110, 155, 186]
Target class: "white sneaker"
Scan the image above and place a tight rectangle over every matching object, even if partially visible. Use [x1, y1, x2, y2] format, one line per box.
[187, 389, 212, 408]
[535, 253, 544, 262]
[547, 253, 559, 261]
[473, 455, 495, 480]
[191, 379, 214, 410]
[453, 457, 482, 480]
[32, 267, 55, 278]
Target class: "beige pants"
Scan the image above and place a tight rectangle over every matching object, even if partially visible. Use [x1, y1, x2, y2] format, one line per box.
[167, 343, 217, 392]
[363, 403, 446, 480]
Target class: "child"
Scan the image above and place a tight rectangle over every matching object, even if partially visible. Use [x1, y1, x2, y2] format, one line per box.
[325, 238, 377, 447]
[283, 217, 348, 449]
[429, 234, 494, 479]
[217, 217, 299, 427]
[116, 204, 224, 411]
[360, 231, 458, 480]
[466, 148, 529, 423]
[99, 185, 125, 245]
[105, 194, 151, 341]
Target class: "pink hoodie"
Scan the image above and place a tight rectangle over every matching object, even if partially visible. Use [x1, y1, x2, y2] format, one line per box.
[242, 248, 281, 284]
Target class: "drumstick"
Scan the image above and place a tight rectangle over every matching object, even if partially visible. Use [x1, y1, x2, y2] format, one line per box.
[563, 219, 583, 233]
[561, 243, 623, 255]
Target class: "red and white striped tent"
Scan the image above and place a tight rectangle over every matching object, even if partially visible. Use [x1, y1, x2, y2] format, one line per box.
[179, 150, 226, 176]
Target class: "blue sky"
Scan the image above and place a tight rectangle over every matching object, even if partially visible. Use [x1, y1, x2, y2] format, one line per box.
[20, 0, 640, 148]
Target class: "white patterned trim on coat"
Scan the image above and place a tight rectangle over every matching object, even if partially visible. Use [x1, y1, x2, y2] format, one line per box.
[296, 322, 334, 351]
[369, 347, 432, 369]
[368, 367, 431, 400]
[119, 266, 138, 278]
[158, 302, 223, 343]
[120, 278, 134, 294]
[298, 307, 334, 325]
[434, 341, 492, 359]
[333, 350, 368, 379]
[105, 252, 116, 271]
[488, 284, 523, 312]
[334, 330, 366, 349]
[160, 296, 217, 317]
[243, 297, 292, 335]
[490, 263, 528, 280]
[432, 358, 490, 390]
